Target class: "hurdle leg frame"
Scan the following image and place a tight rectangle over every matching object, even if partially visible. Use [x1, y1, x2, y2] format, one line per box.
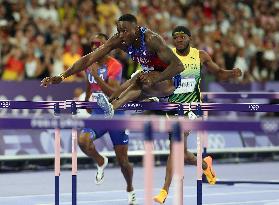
[143, 122, 154, 205]
[54, 103, 61, 205]
[71, 102, 78, 205]
[54, 128, 61, 205]
[197, 131, 203, 205]
[172, 121, 184, 205]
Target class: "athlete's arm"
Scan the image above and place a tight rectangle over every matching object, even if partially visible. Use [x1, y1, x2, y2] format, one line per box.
[200, 50, 242, 81]
[41, 35, 121, 87]
[85, 79, 91, 101]
[145, 34, 184, 84]
[84, 78, 93, 114]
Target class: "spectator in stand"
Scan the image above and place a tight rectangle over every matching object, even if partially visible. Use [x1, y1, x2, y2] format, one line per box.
[0, 0, 278, 83]
[2, 46, 24, 80]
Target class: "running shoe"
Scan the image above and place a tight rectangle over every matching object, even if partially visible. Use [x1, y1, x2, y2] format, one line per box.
[203, 156, 216, 185]
[95, 156, 108, 185]
[153, 189, 168, 204]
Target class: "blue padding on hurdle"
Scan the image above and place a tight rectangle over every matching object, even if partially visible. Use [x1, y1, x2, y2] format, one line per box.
[55, 176, 59, 205]
[197, 180, 202, 205]
[72, 175, 77, 205]
[195, 104, 203, 116]
[54, 102, 60, 115]
[144, 122, 153, 141]
[172, 122, 181, 142]
[71, 102, 77, 115]
[177, 104, 184, 116]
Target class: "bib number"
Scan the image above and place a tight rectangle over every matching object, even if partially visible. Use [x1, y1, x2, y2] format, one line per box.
[173, 78, 196, 94]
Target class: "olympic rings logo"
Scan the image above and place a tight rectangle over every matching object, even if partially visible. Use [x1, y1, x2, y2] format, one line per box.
[249, 104, 260, 111]
[0, 101, 10, 108]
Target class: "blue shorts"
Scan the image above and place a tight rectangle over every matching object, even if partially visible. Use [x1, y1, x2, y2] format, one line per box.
[81, 108, 128, 146]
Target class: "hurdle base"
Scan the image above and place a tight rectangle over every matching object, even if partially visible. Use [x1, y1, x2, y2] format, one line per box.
[203, 179, 279, 186]
[197, 180, 202, 205]
[72, 175, 77, 205]
[55, 176, 59, 205]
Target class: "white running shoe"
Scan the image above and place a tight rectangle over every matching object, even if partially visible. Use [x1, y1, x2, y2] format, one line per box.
[128, 191, 137, 205]
[95, 156, 108, 185]
[96, 93, 114, 118]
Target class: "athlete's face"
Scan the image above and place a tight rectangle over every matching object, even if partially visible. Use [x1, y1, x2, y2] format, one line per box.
[90, 36, 106, 51]
[116, 21, 137, 45]
[172, 33, 190, 51]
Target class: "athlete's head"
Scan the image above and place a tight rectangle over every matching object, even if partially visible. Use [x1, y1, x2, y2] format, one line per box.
[117, 14, 138, 45]
[90, 33, 109, 51]
[172, 26, 191, 52]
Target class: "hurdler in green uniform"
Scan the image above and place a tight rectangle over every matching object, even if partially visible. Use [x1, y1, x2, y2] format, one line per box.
[169, 46, 202, 105]
[154, 26, 242, 204]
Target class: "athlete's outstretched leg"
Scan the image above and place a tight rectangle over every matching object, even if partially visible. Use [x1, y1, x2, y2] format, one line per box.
[109, 71, 142, 102]
[97, 71, 175, 117]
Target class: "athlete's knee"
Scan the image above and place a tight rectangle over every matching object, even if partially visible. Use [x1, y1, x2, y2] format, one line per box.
[115, 152, 130, 168]
[118, 155, 131, 166]
[78, 133, 95, 153]
[78, 133, 90, 146]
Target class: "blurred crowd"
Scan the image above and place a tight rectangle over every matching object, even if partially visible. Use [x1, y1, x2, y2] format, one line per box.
[0, 0, 279, 83]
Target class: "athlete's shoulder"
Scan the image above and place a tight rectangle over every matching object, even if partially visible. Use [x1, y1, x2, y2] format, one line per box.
[198, 49, 210, 62]
[146, 31, 167, 53]
[145, 29, 163, 44]
[190, 47, 200, 53]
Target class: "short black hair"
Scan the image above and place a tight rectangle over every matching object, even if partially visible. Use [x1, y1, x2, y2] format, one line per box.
[96, 33, 109, 40]
[172, 26, 191, 37]
[118, 14, 137, 24]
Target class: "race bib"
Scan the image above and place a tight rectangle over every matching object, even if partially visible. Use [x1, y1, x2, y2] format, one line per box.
[173, 78, 196, 94]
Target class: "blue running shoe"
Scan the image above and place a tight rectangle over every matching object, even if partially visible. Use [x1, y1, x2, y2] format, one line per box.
[96, 93, 114, 118]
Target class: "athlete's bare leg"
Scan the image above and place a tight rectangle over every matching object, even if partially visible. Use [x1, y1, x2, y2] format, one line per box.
[111, 71, 175, 110]
[78, 132, 104, 166]
[114, 145, 134, 192]
[109, 71, 143, 102]
[162, 132, 208, 192]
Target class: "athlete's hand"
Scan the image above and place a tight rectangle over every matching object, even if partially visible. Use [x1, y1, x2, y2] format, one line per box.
[139, 73, 153, 88]
[232, 68, 242, 78]
[40, 76, 63, 87]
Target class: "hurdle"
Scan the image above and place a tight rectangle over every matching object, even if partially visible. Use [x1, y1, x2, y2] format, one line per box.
[201, 92, 279, 187]
[1, 100, 279, 205]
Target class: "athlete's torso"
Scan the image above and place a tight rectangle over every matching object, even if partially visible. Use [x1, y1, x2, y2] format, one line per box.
[168, 47, 202, 103]
[86, 57, 122, 93]
[125, 27, 168, 72]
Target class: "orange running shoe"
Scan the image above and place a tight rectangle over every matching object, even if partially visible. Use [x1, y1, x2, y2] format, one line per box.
[153, 189, 168, 204]
[203, 156, 216, 185]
